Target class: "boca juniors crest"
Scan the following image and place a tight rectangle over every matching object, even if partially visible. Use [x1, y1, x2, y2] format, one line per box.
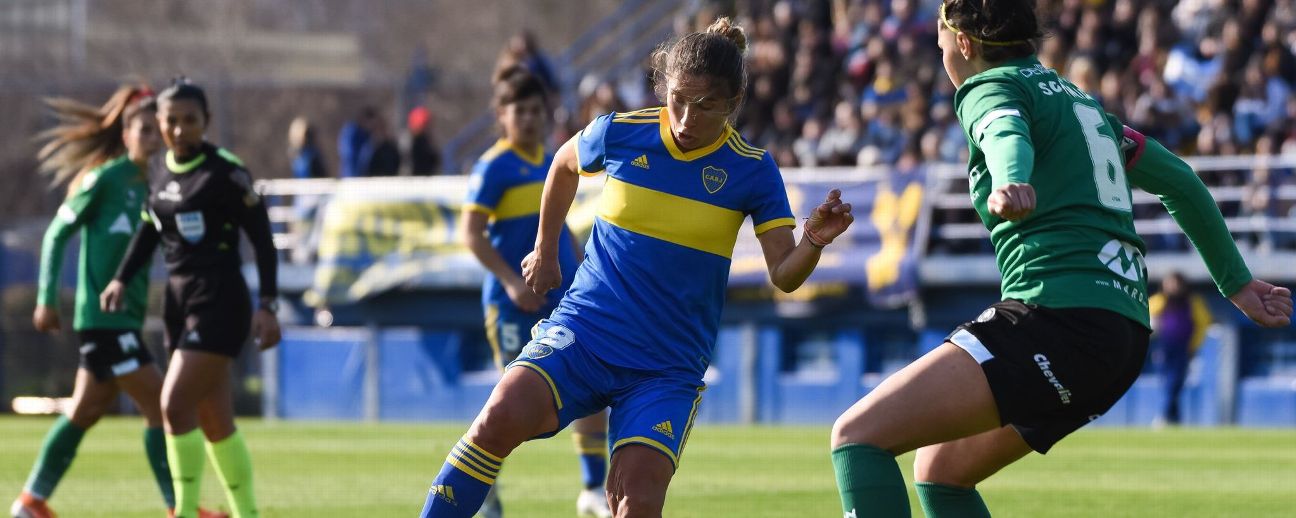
[702, 166, 728, 194]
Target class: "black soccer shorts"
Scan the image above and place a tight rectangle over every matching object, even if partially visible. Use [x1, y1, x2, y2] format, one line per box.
[947, 299, 1150, 453]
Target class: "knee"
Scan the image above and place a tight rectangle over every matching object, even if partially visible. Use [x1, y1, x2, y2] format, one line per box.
[466, 401, 532, 457]
[831, 412, 872, 450]
[912, 450, 973, 487]
[67, 403, 106, 428]
[160, 394, 190, 426]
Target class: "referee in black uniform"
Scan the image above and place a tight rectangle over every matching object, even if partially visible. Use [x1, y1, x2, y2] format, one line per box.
[102, 80, 279, 518]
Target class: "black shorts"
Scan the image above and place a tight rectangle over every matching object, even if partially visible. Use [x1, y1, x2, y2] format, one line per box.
[948, 299, 1150, 453]
[77, 329, 155, 382]
[164, 271, 252, 358]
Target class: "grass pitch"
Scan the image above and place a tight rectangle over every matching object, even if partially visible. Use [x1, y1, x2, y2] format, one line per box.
[1, 417, 1293, 517]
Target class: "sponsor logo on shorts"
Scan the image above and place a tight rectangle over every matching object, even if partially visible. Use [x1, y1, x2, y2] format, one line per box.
[117, 332, 140, 354]
[185, 330, 201, 344]
[428, 484, 457, 506]
[976, 308, 996, 323]
[652, 420, 676, 440]
[111, 359, 141, 376]
[80, 342, 97, 354]
[1033, 354, 1072, 405]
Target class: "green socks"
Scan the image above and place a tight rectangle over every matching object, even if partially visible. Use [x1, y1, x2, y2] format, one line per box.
[23, 415, 87, 499]
[144, 427, 177, 509]
[831, 443, 910, 518]
[167, 429, 206, 517]
[916, 482, 991, 518]
[206, 430, 258, 518]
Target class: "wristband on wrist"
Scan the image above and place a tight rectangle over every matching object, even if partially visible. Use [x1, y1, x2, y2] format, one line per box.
[804, 225, 831, 248]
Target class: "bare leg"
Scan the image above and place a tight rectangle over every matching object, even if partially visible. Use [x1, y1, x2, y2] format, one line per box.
[605, 445, 675, 518]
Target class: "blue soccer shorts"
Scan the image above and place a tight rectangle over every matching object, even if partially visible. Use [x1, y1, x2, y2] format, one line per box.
[507, 319, 706, 470]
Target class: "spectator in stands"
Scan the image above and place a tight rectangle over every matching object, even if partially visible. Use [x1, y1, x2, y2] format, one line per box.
[288, 116, 328, 179]
[1149, 271, 1212, 427]
[819, 100, 865, 166]
[495, 31, 559, 94]
[361, 111, 401, 176]
[337, 106, 374, 178]
[405, 106, 441, 175]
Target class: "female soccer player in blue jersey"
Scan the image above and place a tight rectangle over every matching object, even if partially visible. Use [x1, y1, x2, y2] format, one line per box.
[460, 65, 611, 518]
[13, 85, 204, 518]
[830, 2, 1294, 517]
[422, 17, 855, 517]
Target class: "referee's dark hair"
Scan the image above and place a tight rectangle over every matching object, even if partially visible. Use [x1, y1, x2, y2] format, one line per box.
[158, 77, 211, 121]
[940, 0, 1044, 63]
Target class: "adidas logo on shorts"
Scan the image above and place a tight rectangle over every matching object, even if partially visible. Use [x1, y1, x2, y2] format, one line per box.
[631, 154, 650, 169]
[652, 420, 675, 440]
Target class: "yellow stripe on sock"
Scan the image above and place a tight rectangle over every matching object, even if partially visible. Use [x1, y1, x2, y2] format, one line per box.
[450, 446, 500, 479]
[572, 433, 608, 455]
[462, 438, 504, 463]
[455, 441, 502, 472]
[446, 455, 496, 485]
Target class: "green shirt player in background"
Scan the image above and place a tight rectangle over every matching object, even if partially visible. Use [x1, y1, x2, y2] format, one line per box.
[13, 86, 225, 518]
[829, 1, 1294, 517]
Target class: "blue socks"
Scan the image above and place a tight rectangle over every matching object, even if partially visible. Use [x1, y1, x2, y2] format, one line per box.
[420, 436, 503, 518]
[572, 432, 608, 489]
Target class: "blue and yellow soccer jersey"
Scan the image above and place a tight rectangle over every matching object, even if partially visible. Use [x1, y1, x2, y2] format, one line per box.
[550, 108, 795, 377]
[465, 139, 578, 310]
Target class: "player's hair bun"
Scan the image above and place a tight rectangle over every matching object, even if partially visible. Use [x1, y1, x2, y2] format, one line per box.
[705, 17, 747, 54]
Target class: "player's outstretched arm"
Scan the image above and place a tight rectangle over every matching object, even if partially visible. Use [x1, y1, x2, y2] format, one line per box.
[1123, 127, 1292, 328]
[522, 134, 581, 296]
[759, 189, 854, 292]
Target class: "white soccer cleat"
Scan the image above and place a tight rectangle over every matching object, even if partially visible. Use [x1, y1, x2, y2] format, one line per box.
[576, 486, 612, 518]
[479, 484, 502, 518]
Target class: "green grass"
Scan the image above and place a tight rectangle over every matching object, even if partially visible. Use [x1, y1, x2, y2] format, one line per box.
[1, 417, 1294, 516]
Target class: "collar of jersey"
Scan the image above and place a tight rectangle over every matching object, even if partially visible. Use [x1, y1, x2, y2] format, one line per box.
[500, 139, 545, 166]
[964, 55, 1043, 86]
[166, 149, 207, 174]
[657, 108, 730, 162]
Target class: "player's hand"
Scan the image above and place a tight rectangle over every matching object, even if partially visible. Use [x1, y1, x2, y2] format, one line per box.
[33, 305, 61, 333]
[505, 276, 548, 313]
[522, 249, 562, 296]
[252, 308, 282, 350]
[100, 280, 127, 313]
[805, 189, 854, 245]
[988, 183, 1036, 221]
[1228, 279, 1293, 328]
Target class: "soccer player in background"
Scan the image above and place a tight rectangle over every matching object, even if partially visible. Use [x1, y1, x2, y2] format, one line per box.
[101, 80, 282, 518]
[421, 17, 854, 518]
[830, 1, 1294, 517]
[1149, 270, 1212, 427]
[13, 85, 226, 518]
[459, 65, 612, 518]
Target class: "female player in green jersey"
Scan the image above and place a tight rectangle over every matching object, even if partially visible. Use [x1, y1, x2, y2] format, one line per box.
[15, 86, 224, 518]
[830, 2, 1294, 517]
[422, 18, 854, 518]
[460, 65, 611, 517]
[103, 80, 280, 518]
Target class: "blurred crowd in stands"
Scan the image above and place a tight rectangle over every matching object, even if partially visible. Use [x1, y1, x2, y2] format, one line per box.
[290, 0, 1296, 200]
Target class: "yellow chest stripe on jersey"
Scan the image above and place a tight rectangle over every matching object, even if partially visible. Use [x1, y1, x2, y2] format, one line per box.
[599, 177, 744, 258]
[493, 181, 544, 220]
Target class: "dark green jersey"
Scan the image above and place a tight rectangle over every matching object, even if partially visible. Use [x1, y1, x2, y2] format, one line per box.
[38, 155, 150, 330]
[954, 56, 1150, 327]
